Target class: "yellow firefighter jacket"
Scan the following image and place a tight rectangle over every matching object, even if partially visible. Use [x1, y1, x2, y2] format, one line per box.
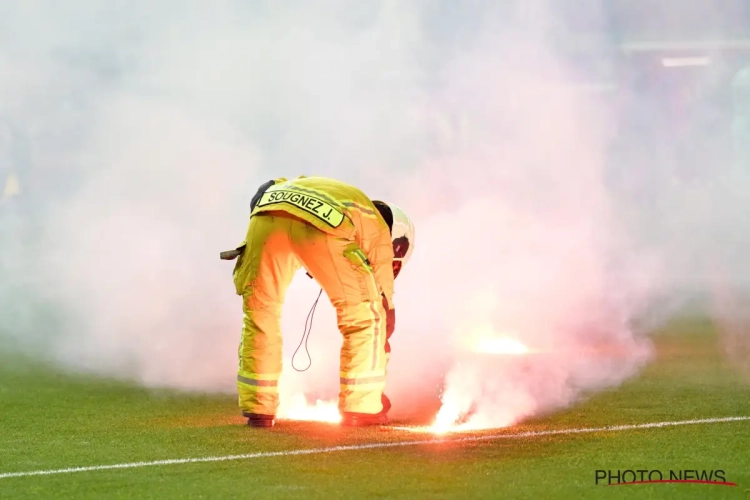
[245, 176, 395, 309]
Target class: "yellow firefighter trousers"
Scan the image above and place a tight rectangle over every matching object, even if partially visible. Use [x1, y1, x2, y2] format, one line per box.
[234, 211, 388, 416]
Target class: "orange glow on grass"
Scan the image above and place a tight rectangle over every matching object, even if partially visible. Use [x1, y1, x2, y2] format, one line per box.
[277, 395, 341, 424]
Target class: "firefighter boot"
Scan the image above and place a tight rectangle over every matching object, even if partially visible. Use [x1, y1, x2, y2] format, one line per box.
[244, 412, 275, 428]
[340, 394, 391, 427]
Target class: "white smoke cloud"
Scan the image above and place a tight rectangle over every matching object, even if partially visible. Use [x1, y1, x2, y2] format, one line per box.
[1, 1, 747, 428]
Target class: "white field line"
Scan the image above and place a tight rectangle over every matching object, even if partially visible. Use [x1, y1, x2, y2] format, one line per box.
[0, 416, 747, 480]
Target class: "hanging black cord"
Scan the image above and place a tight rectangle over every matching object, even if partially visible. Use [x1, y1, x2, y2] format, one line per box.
[292, 288, 323, 372]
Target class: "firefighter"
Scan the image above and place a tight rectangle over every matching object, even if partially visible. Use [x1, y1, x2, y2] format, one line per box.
[223, 176, 415, 427]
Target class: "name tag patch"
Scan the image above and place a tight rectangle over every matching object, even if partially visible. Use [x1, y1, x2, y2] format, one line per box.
[257, 189, 345, 227]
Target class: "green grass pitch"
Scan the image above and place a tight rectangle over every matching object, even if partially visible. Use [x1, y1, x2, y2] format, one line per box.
[1, 318, 750, 499]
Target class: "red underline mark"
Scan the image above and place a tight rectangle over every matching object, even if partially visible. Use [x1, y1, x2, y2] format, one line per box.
[608, 480, 737, 487]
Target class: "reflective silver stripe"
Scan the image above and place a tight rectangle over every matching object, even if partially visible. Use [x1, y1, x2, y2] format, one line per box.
[274, 183, 377, 218]
[237, 375, 278, 387]
[341, 201, 377, 216]
[340, 376, 386, 385]
[369, 299, 380, 370]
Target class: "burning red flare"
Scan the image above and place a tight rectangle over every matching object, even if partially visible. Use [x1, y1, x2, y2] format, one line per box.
[429, 326, 533, 433]
[277, 394, 341, 423]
